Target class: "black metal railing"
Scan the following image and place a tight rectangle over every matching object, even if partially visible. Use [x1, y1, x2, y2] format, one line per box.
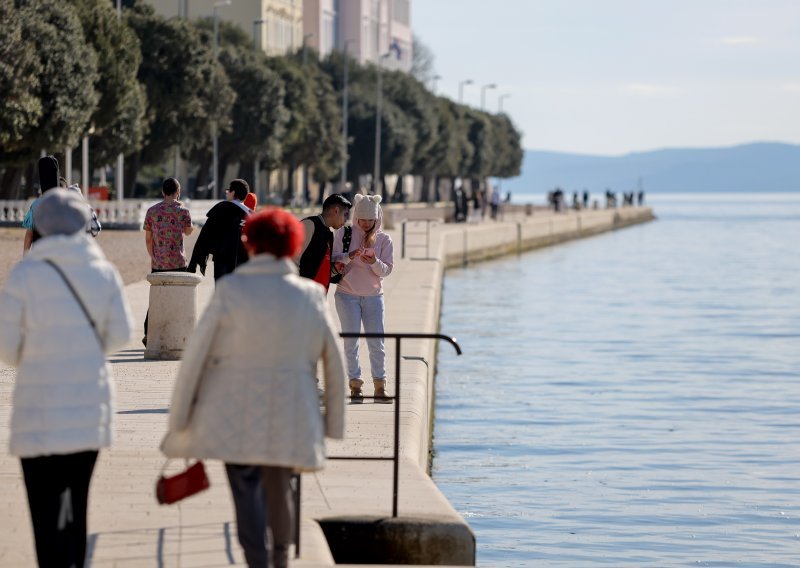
[293, 332, 462, 557]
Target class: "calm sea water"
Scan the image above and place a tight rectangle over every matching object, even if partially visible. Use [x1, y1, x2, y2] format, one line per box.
[432, 194, 800, 567]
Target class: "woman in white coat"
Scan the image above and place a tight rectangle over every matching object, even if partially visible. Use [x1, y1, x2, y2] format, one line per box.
[161, 208, 345, 568]
[0, 188, 133, 568]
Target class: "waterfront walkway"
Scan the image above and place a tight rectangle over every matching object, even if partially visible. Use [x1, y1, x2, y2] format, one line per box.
[0, 206, 653, 566]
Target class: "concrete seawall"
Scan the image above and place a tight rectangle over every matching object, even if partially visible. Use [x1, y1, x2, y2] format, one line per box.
[309, 206, 655, 565]
[0, 206, 654, 566]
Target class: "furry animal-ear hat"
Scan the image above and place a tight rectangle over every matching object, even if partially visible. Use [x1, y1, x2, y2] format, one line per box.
[353, 194, 382, 220]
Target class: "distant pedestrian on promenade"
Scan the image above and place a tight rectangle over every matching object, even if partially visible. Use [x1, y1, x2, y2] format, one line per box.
[142, 177, 193, 346]
[0, 188, 133, 568]
[188, 179, 251, 281]
[332, 194, 394, 403]
[161, 208, 345, 568]
[491, 187, 502, 219]
[295, 193, 352, 293]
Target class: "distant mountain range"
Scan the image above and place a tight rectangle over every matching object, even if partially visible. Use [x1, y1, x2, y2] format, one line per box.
[500, 142, 800, 194]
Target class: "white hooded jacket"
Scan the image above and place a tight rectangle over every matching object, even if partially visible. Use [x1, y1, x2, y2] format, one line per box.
[0, 235, 133, 457]
[332, 195, 393, 297]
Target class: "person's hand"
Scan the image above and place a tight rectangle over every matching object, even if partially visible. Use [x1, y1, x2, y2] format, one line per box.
[362, 248, 376, 264]
[348, 248, 363, 260]
[334, 261, 346, 272]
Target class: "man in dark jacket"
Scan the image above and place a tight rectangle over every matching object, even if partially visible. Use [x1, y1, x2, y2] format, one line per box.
[189, 179, 251, 281]
[295, 193, 351, 292]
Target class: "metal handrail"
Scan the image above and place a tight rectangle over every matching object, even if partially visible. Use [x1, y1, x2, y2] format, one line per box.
[293, 332, 462, 557]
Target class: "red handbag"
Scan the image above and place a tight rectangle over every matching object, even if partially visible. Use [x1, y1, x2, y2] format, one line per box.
[156, 460, 210, 505]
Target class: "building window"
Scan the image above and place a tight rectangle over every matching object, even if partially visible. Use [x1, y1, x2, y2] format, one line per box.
[393, 0, 409, 25]
[323, 11, 337, 55]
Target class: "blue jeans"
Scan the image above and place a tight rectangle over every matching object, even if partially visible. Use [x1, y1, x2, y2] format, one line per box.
[334, 292, 386, 381]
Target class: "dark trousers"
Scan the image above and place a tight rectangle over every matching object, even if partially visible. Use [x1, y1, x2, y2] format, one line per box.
[143, 267, 187, 339]
[225, 464, 294, 568]
[20, 450, 99, 568]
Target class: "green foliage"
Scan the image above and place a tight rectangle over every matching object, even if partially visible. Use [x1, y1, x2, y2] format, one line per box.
[491, 113, 523, 178]
[197, 19, 288, 169]
[0, 0, 98, 164]
[0, 0, 42, 154]
[0, 0, 524, 200]
[344, 79, 416, 183]
[126, 3, 234, 167]
[383, 69, 438, 175]
[463, 109, 496, 179]
[69, 0, 146, 166]
[428, 97, 468, 178]
[269, 54, 343, 177]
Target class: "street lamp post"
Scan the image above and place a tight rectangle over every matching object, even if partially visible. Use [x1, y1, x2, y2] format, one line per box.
[302, 33, 314, 65]
[432, 74, 442, 95]
[481, 83, 497, 110]
[458, 79, 473, 103]
[252, 18, 267, 199]
[116, 0, 124, 200]
[340, 39, 357, 190]
[212, 0, 231, 200]
[373, 52, 391, 196]
[253, 19, 266, 50]
[498, 93, 511, 113]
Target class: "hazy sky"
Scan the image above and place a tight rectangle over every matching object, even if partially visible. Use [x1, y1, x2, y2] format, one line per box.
[412, 0, 800, 155]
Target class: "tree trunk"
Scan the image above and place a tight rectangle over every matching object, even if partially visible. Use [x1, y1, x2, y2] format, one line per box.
[285, 163, 296, 205]
[317, 180, 326, 205]
[218, 153, 231, 194]
[238, 160, 253, 187]
[420, 175, 431, 203]
[0, 166, 23, 199]
[194, 154, 211, 199]
[302, 164, 310, 205]
[23, 162, 35, 198]
[392, 175, 403, 202]
[124, 152, 141, 198]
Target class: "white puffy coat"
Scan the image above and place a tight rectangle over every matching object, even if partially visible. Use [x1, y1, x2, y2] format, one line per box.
[0, 235, 133, 457]
[161, 255, 345, 471]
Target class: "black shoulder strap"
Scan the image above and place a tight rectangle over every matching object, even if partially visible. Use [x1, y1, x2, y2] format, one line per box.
[43, 259, 104, 348]
[342, 225, 352, 253]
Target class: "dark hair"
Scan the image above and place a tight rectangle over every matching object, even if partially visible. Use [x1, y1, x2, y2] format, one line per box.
[243, 207, 304, 258]
[322, 193, 352, 212]
[37, 155, 60, 192]
[228, 179, 249, 201]
[162, 177, 180, 196]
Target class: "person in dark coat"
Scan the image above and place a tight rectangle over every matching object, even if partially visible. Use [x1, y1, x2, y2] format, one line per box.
[188, 179, 251, 281]
[295, 193, 352, 293]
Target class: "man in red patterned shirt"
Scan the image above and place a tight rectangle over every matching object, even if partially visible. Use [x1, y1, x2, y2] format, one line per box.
[142, 177, 193, 345]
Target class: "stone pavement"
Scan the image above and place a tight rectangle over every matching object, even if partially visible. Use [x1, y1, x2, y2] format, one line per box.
[0, 207, 654, 566]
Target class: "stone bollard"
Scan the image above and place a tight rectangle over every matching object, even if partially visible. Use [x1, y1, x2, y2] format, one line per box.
[144, 272, 202, 360]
